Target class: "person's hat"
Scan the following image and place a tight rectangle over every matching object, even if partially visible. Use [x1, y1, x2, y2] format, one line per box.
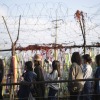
[33, 54, 42, 61]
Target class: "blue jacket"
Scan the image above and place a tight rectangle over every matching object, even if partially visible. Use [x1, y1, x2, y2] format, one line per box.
[18, 71, 37, 100]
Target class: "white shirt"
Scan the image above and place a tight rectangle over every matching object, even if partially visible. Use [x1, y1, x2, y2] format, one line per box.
[47, 70, 60, 90]
[82, 64, 93, 79]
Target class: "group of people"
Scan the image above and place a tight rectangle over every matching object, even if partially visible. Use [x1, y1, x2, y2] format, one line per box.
[68, 52, 100, 100]
[0, 52, 100, 100]
[17, 54, 61, 100]
[17, 52, 100, 100]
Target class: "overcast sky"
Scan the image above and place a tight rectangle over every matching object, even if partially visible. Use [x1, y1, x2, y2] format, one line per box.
[0, 0, 100, 54]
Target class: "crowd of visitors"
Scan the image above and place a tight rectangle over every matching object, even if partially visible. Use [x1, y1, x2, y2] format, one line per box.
[0, 52, 100, 100]
[68, 52, 100, 100]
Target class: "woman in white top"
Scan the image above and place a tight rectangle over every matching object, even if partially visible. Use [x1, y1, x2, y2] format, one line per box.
[47, 60, 60, 100]
[82, 54, 93, 100]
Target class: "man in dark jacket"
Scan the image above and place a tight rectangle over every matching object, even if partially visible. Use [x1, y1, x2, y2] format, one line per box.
[33, 54, 45, 100]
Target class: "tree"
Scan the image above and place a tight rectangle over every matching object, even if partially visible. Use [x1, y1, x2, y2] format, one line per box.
[74, 10, 87, 54]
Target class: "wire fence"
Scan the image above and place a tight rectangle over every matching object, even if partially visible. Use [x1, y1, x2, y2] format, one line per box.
[0, 2, 100, 99]
[1, 78, 100, 100]
[0, 2, 100, 49]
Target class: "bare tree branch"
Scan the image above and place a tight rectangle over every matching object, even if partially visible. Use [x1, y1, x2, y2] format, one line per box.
[14, 15, 21, 45]
[2, 16, 13, 44]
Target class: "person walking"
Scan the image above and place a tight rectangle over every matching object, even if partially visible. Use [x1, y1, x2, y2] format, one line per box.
[68, 52, 84, 100]
[33, 54, 45, 100]
[94, 54, 100, 100]
[17, 61, 37, 100]
[47, 60, 61, 100]
[82, 54, 93, 100]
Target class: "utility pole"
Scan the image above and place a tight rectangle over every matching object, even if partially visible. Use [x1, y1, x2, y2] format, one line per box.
[54, 10, 58, 60]
[52, 10, 63, 60]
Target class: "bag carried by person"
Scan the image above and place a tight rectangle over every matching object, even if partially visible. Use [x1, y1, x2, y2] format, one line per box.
[69, 82, 83, 92]
[68, 63, 84, 93]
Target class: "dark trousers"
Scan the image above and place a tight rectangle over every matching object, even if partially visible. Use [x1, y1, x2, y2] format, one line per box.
[48, 87, 58, 100]
[36, 84, 45, 100]
[70, 92, 79, 100]
[70, 91, 83, 100]
[93, 94, 100, 100]
[0, 86, 3, 99]
[82, 82, 93, 100]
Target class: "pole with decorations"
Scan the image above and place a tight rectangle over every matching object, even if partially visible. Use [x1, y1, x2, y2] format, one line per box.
[2, 15, 21, 100]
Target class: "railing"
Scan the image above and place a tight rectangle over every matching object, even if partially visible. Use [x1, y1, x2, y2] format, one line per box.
[1, 78, 100, 100]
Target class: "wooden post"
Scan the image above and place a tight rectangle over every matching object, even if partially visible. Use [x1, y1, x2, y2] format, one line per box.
[2, 15, 21, 100]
